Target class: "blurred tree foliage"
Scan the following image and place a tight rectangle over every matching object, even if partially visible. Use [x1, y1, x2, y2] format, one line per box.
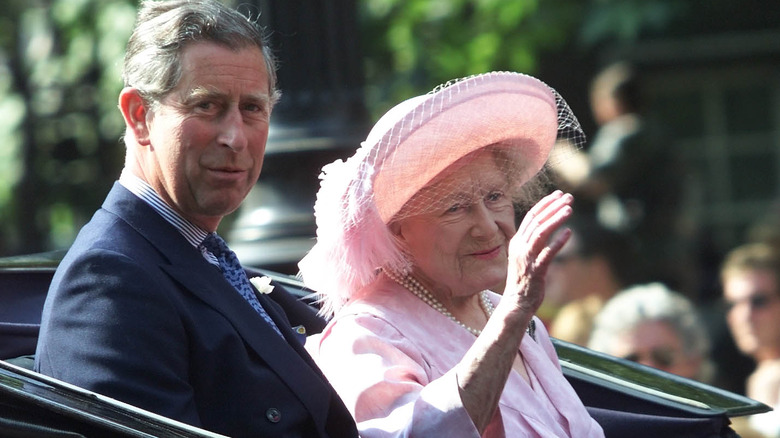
[357, 0, 683, 117]
[0, 0, 689, 256]
[0, 0, 137, 255]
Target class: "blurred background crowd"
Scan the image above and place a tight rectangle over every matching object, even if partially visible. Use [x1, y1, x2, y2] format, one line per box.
[1, 0, 779, 436]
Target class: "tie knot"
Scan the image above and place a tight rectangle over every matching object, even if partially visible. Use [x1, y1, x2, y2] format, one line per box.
[201, 233, 230, 257]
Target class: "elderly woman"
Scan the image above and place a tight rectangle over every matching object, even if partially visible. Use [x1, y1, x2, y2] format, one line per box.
[588, 282, 715, 383]
[299, 72, 603, 437]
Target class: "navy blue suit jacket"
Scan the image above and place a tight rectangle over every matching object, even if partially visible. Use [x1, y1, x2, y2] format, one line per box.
[35, 183, 357, 438]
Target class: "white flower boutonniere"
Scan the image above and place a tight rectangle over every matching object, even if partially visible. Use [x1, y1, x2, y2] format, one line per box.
[249, 276, 275, 294]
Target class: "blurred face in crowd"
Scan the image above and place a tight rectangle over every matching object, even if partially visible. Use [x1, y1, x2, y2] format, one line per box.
[122, 42, 272, 231]
[609, 320, 701, 380]
[590, 86, 621, 126]
[545, 234, 587, 306]
[392, 152, 516, 299]
[723, 268, 780, 361]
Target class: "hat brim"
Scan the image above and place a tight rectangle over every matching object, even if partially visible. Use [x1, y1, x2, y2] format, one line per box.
[371, 72, 558, 223]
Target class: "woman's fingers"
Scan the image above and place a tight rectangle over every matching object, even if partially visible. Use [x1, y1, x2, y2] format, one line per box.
[514, 192, 573, 255]
[533, 198, 574, 263]
[506, 191, 574, 295]
[517, 190, 566, 237]
[537, 226, 572, 268]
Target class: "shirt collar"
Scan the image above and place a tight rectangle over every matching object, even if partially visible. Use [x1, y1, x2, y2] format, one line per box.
[118, 169, 210, 249]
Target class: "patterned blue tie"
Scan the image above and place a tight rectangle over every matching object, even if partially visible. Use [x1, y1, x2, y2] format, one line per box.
[201, 233, 283, 337]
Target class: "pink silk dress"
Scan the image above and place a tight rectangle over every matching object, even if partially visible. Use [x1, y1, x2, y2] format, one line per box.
[306, 275, 605, 438]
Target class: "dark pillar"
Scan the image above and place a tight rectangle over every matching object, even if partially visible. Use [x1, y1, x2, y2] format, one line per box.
[228, 0, 371, 273]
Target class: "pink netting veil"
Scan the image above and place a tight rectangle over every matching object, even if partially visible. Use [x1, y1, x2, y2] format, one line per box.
[298, 71, 584, 315]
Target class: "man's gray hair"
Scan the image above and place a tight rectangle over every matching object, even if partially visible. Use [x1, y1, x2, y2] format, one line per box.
[122, 0, 279, 107]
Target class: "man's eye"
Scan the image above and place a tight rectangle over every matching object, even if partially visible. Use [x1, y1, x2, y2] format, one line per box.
[196, 101, 215, 111]
[242, 102, 270, 120]
[243, 103, 262, 112]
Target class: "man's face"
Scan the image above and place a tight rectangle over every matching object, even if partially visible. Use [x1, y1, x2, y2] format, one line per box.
[143, 42, 272, 231]
[724, 269, 780, 360]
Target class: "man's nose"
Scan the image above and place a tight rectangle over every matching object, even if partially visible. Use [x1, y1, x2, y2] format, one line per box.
[217, 107, 248, 151]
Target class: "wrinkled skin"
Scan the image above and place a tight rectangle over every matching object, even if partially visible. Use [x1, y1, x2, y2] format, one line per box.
[503, 190, 574, 316]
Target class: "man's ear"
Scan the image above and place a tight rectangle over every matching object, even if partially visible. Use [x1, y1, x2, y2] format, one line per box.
[118, 87, 151, 146]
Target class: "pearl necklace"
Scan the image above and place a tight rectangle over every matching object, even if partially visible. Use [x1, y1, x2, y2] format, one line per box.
[384, 270, 494, 336]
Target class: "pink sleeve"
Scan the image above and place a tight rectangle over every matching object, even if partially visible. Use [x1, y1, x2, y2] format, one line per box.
[307, 313, 480, 438]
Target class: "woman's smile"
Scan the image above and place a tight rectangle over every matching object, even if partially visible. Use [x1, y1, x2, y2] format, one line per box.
[469, 245, 502, 260]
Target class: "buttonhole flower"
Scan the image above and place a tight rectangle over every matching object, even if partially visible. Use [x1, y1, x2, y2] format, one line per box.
[249, 276, 275, 294]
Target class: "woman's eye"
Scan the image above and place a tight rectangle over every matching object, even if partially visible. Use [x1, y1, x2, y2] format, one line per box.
[445, 203, 463, 214]
[486, 191, 504, 202]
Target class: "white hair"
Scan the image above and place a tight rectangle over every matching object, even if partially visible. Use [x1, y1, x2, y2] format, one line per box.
[588, 282, 714, 381]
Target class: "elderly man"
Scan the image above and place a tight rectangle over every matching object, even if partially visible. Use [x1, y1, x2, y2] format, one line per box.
[34, 1, 357, 437]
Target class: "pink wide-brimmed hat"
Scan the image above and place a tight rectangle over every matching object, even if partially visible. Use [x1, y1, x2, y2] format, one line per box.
[299, 71, 584, 315]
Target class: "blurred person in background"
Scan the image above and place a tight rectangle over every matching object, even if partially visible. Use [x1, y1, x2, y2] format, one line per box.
[721, 242, 780, 437]
[551, 61, 689, 292]
[544, 214, 640, 345]
[588, 282, 714, 383]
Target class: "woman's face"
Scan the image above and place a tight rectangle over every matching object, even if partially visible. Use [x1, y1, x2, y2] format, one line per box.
[391, 152, 516, 298]
[611, 320, 701, 380]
